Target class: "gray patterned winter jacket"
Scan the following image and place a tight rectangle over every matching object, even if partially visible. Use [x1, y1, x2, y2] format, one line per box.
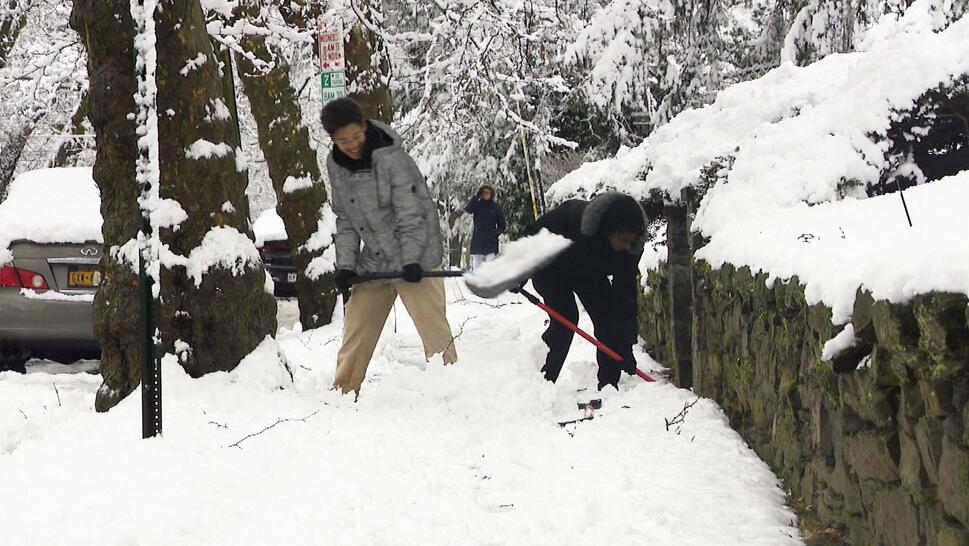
[328, 121, 443, 274]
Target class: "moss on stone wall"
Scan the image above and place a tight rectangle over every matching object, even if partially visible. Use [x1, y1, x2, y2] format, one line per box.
[638, 268, 674, 367]
[640, 261, 969, 546]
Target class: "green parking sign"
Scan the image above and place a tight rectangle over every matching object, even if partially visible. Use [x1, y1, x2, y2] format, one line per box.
[321, 70, 346, 89]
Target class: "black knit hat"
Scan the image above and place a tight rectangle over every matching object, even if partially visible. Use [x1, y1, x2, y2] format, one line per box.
[599, 195, 645, 236]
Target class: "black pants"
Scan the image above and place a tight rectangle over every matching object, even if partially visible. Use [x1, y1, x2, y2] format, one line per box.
[532, 274, 623, 389]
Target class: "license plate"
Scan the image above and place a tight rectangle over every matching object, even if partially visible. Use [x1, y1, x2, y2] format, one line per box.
[68, 268, 98, 288]
[286, 272, 297, 283]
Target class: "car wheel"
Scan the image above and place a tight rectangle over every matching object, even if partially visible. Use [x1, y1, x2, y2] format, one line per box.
[0, 347, 30, 374]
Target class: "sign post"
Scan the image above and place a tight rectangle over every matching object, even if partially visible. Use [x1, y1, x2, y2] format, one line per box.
[130, 0, 162, 439]
[318, 19, 347, 104]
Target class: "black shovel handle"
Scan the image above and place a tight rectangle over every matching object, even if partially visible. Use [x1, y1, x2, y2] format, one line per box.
[346, 269, 466, 286]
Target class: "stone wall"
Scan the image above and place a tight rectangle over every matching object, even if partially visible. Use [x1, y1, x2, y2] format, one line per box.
[640, 261, 969, 546]
[638, 268, 673, 366]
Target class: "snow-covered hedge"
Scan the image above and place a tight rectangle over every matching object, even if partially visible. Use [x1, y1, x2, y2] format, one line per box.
[552, 3, 969, 322]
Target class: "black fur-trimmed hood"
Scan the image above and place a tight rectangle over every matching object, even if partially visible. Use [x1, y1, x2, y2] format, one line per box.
[579, 192, 649, 253]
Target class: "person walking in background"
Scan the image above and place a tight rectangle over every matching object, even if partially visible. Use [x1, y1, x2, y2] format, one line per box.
[323, 97, 457, 398]
[464, 184, 506, 270]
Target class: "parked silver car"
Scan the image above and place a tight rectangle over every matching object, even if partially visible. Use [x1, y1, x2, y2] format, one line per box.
[0, 167, 102, 372]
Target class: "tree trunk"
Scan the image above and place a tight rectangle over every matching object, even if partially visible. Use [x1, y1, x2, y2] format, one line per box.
[346, 0, 393, 123]
[0, 0, 27, 70]
[50, 93, 91, 168]
[153, 0, 276, 377]
[69, 0, 143, 411]
[233, 0, 338, 329]
[0, 117, 35, 200]
[73, 0, 277, 411]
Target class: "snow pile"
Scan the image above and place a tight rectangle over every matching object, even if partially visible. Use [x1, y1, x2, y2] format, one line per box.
[147, 197, 188, 231]
[179, 52, 207, 76]
[698, 172, 969, 324]
[305, 244, 337, 279]
[549, 8, 969, 319]
[822, 325, 859, 362]
[183, 226, 264, 287]
[252, 208, 287, 246]
[282, 175, 314, 193]
[0, 287, 802, 545]
[20, 289, 95, 303]
[185, 138, 233, 160]
[639, 222, 668, 285]
[304, 203, 338, 279]
[0, 167, 102, 263]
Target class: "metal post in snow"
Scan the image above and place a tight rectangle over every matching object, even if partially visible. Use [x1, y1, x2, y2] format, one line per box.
[131, 0, 162, 438]
[895, 178, 914, 227]
[138, 223, 162, 438]
[520, 128, 541, 220]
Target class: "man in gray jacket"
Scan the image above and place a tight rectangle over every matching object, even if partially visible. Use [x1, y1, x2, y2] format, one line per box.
[323, 98, 457, 396]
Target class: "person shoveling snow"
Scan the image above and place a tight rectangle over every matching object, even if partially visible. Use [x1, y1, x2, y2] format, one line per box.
[467, 192, 651, 390]
[323, 98, 458, 398]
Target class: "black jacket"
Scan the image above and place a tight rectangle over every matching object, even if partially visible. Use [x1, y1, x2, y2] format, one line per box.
[525, 194, 646, 345]
[465, 191, 506, 255]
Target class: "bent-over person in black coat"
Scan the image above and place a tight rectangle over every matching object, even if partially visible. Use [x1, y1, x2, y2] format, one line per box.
[523, 192, 648, 390]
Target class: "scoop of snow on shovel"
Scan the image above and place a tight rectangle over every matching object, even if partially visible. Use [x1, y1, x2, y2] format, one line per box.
[464, 229, 572, 298]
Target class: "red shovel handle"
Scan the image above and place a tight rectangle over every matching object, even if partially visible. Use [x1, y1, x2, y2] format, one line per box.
[520, 289, 656, 382]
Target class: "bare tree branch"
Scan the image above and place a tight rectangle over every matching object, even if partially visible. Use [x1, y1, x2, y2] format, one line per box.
[665, 396, 701, 434]
[227, 409, 320, 449]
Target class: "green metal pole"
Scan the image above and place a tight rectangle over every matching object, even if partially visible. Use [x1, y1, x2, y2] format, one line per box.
[139, 219, 162, 439]
[132, 0, 162, 439]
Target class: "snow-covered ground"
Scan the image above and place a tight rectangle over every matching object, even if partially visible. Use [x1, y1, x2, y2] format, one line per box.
[0, 283, 801, 545]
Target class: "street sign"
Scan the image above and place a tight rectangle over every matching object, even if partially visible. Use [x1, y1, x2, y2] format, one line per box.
[318, 18, 347, 104]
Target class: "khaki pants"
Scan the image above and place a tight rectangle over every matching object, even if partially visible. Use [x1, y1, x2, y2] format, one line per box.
[333, 276, 457, 395]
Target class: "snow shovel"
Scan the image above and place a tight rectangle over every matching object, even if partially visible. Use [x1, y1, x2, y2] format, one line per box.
[464, 229, 572, 298]
[346, 270, 467, 286]
[517, 287, 656, 383]
[341, 270, 467, 303]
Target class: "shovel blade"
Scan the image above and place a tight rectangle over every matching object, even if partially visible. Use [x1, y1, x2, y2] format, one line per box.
[464, 229, 572, 299]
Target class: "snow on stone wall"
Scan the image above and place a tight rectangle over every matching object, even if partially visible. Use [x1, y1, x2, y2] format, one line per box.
[550, 6, 969, 321]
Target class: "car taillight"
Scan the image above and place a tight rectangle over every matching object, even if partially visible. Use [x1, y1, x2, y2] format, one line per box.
[0, 264, 49, 289]
[0, 265, 19, 287]
[22, 268, 48, 289]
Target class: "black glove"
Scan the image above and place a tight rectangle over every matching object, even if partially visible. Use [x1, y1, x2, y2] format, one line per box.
[508, 278, 527, 294]
[402, 263, 423, 283]
[334, 269, 357, 292]
[616, 344, 637, 375]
